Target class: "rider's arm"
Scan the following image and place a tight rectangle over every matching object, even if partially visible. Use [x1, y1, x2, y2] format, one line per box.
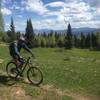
[14, 42, 20, 58]
[22, 43, 34, 56]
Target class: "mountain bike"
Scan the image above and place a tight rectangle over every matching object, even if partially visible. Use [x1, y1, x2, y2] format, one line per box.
[6, 56, 43, 85]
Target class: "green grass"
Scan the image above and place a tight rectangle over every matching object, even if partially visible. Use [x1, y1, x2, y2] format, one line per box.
[0, 44, 100, 100]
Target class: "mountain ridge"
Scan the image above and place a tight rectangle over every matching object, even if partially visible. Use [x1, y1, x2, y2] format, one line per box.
[34, 27, 99, 34]
[19, 28, 100, 34]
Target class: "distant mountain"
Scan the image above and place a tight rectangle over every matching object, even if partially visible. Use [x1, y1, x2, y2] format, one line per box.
[20, 28, 99, 35]
[34, 28, 100, 35]
[34, 29, 51, 34]
[72, 28, 100, 35]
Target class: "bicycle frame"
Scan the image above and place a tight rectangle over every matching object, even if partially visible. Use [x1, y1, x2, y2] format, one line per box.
[17, 57, 32, 76]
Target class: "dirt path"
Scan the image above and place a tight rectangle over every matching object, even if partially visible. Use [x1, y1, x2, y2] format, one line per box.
[0, 82, 98, 100]
[0, 70, 33, 100]
[0, 70, 98, 100]
[0, 86, 33, 100]
[40, 84, 98, 100]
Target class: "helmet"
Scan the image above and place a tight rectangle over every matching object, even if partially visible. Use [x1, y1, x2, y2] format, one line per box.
[19, 36, 25, 41]
[19, 34, 25, 41]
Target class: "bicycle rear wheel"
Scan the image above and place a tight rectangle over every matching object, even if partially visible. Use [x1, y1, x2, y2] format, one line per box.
[6, 62, 18, 78]
[27, 67, 43, 85]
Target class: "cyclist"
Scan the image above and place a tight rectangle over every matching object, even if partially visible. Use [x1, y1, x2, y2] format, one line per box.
[9, 36, 34, 71]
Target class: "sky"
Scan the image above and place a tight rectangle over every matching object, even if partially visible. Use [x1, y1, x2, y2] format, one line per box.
[1, 0, 100, 31]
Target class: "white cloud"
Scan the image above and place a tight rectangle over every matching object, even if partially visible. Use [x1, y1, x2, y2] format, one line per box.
[46, 1, 65, 7]
[1, 7, 12, 15]
[26, 0, 48, 15]
[16, 15, 23, 18]
[3, 0, 100, 30]
[60, 0, 96, 26]
[14, 0, 100, 30]
[72, 20, 100, 28]
[1, 0, 13, 6]
[57, 15, 65, 24]
[9, 5, 21, 10]
[84, 0, 100, 8]
[1, 0, 11, 4]
[24, 0, 98, 28]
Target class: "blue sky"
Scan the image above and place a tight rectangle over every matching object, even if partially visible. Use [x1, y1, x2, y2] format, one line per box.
[1, 0, 100, 31]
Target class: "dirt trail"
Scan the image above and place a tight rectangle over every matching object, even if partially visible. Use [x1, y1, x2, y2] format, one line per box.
[40, 84, 98, 100]
[0, 83, 98, 100]
[0, 85, 33, 100]
[0, 70, 32, 100]
[0, 70, 98, 100]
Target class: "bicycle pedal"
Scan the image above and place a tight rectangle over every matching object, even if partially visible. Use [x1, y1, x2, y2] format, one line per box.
[15, 76, 24, 80]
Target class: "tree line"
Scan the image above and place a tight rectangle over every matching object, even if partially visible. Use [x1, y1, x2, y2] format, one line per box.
[0, 4, 4, 40]
[1, 17, 100, 51]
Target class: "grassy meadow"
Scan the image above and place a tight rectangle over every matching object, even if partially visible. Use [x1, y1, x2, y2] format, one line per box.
[0, 43, 100, 100]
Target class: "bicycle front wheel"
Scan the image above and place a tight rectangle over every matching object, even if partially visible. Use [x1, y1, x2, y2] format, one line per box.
[27, 67, 43, 85]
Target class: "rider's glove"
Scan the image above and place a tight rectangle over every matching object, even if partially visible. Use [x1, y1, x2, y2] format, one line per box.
[19, 56, 23, 60]
[19, 56, 25, 63]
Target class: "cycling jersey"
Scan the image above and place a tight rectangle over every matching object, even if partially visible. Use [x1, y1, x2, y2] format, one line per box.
[9, 40, 33, 60]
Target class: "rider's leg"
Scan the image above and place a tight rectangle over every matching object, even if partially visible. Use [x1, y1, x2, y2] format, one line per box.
[14, 56, 20, 67]
[17, 57, 25, 77]
[19, 57, 25, 68]
[14, 57, 24, 77]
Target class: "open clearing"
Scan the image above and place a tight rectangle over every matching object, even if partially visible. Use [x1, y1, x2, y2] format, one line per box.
[0, 45, 100, 100]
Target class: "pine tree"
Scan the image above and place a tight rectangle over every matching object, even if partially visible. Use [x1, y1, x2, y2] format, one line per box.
[85, 33, 91, 48]
[25, 19, 35, 48]
[0, 2, 4, 32]
[35, 34, 41, 47]
[10, 17, 16, 40]
[96, 32, 100, 50]
[55, 32, 60, 47]
[91, 33, 98, 50]
[73, 35, 78, 48]
[80, 33, 85, 48]
[25, 19, 34, 39]
[64, 23, 73, 49]
[50, 31, 56, 47]
[41, 37, 46, 47]
[6, 17, 16, 42]
[0, 2, 4, 40]
[57, 36, 64, 48]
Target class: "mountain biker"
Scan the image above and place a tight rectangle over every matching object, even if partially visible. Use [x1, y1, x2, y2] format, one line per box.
[9, 36, 34, 71]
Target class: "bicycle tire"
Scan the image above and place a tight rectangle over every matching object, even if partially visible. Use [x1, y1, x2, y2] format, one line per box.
[27, 67, 43, 85]
[6, 62, 18, 78]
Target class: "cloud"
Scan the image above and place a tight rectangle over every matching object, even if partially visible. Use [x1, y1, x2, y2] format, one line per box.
[3, 0, 100, 30]
[1, 0, 11, 4]
[1, 7, 12, 15]
[9, 5, 21, 10]
[31, 19, 63, 30]
[46, 1, 65, 7]
[72, 20, 100, 28]
[61, 0, 96, 24]
[25, 0, 48, 15]
[1, 0, 25, 13]
[16, 15, 23, 18]
[84, 0, 100, 8]
[23, 0, 99, 28]
[1, 0, 13, 7]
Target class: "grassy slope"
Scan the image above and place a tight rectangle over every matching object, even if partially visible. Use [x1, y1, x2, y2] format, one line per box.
[0, 44, 100, 100]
